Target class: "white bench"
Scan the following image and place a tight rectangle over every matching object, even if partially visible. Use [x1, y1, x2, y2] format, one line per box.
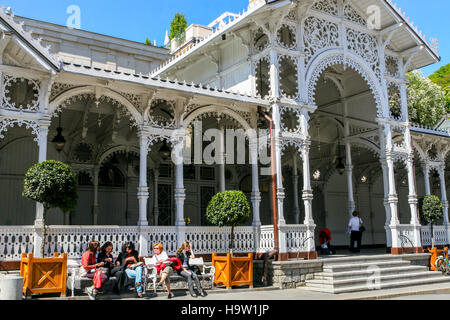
[67, 259, 117, 297]
[143, 257, 215, 295]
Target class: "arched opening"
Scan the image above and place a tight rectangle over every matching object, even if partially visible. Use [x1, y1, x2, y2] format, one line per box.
[48, 92, 140, 225]
[307, 60, 387, 249]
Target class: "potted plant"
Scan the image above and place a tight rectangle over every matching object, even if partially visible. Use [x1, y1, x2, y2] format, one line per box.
[420, 195, 444, 271]
[20, 160, 77, 297]
[206, 190, 253, 289]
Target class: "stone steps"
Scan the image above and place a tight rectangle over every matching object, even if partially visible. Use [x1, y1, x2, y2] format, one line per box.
[313, 265, 427, 281]
[305, 254, 450, 294]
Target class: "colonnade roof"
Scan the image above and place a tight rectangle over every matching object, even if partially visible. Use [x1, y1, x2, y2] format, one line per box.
[152, 0, 440, 78]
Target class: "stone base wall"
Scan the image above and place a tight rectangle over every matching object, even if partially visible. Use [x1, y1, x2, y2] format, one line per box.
[271, 260, 323, 289]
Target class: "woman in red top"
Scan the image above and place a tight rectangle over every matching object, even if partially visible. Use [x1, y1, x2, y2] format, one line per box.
[318, 228, 334, 255]
[81, 240, 108, 300]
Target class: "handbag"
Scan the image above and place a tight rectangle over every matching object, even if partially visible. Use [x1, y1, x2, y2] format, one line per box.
[359, 218, 366, 232]
[93, 269, 103, 289]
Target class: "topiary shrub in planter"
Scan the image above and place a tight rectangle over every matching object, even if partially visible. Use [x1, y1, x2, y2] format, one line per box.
[23, 160, 78, 257]
[206, 190, 251, 255]
[420, 195, 444, 249]
[206, 191, 253, 289]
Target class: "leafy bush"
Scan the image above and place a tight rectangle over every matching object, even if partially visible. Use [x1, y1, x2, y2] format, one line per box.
[23, 160, 78, 256]
[169, 13, 188, 40]
[420, 195, 444, 249]
[23, 160, 78, 212]
[407, 71, 446, 127]
[206, 191, 251, 253]
[421, 195, 443, 225]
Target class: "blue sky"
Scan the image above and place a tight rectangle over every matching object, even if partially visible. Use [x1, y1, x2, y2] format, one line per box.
[6, 0, 449, 76]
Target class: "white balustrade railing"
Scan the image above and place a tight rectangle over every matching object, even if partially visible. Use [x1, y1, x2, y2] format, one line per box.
[421, 225, 449, 247]
[281, 225, 310, 252]
[259, 225, 275, 253]
[185, 226, 255, 255]
[0, 226, 35, 260]
[141, 226, 179, 256]
[45, 226, 141, 258]
[0, 224, 316, 260]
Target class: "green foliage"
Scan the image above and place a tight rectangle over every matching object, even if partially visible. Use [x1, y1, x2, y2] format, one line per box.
[420, 195, 443, 225]
[407, 71, 446, 127]
[169, 13, 188, 40]
[145, 37, 152, 46]
[23, 160, 78, 213]
[206, 191, 251, 228]
[429, 64, 450, 113]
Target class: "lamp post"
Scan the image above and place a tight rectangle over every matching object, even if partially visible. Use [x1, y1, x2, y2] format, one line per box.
[52, 114, 66, 153]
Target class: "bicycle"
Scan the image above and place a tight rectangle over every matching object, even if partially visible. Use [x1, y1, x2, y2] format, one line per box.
[435, 253, 450, 275]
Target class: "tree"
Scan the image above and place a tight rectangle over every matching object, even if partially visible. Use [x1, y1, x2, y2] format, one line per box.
[206, 191, 251, 255]
[23, 160, 78, 257]
[407, 71, 446, 128]
[419, 195, 444, 249]
[169, 13, 188, 40]
[429, 64, 450, 113]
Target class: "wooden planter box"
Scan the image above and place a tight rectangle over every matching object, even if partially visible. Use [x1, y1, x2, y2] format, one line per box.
[212, 253, 253, 289]
[20, 253, 68, 297]
[426, 247, 448, 271]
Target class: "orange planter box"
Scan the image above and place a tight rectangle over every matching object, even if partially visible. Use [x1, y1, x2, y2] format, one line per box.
[20, 253, 68, 297]
[212, 253, 253, 289]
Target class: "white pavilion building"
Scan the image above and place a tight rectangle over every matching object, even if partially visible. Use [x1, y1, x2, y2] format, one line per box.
[0, 0, 448, 262]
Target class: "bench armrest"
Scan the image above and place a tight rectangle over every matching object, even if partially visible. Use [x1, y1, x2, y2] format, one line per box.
[203, 265, 215, 275]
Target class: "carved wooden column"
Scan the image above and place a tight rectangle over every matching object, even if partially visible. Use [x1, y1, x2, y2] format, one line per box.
[173, 136, 186, 227]
[292, 154, 301, 225]
[153, 168, 160, 226]
[34, 117, 51, 229]
[438, 165, 449, 226]
[250, 139, 261, 227]
[345, 142, 356, 218]
[422, 164, 431, 196]
[92, 165, 100, 225]
[218, 125, 226, 192]
[137, 130, 149, 226]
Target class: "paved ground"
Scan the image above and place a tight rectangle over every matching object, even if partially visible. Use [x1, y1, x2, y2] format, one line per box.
[34, 281, 450, 301]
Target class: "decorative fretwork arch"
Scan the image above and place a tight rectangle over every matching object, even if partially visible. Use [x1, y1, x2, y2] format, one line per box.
[49, 86, 144, 125]
[97, 145, 152, 168]
[181, 105, 252, 132]
[306, 51, 386, 119]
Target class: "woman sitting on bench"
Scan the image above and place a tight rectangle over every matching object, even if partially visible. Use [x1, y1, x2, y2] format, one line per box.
[116, 242, 145, 298]
[81, 240, 107, 300]
[148, 243, 175, 299]
[176, 241, 207, 297]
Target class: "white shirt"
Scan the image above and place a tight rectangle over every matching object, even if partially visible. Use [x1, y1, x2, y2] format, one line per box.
[148, 251, 169, 265]
[348, 217, 363, 232]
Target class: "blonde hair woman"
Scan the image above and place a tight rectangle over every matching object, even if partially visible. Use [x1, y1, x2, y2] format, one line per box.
[176, 241, 207, 297]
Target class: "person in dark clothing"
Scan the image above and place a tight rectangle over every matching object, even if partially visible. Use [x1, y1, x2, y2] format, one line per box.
[97, 241, 115, 276]
[176, 241, 207, 298]
[115, 242, 144, 298]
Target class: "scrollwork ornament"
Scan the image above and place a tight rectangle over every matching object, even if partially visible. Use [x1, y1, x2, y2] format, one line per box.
[0, 117, 40, 143]
[2, 75, 41, 112]
[312, 0, 338, 16]
[304, 17, 340, 66]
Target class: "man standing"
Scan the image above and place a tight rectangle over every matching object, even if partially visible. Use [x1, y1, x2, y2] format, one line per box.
[348, 211, 363, 253]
